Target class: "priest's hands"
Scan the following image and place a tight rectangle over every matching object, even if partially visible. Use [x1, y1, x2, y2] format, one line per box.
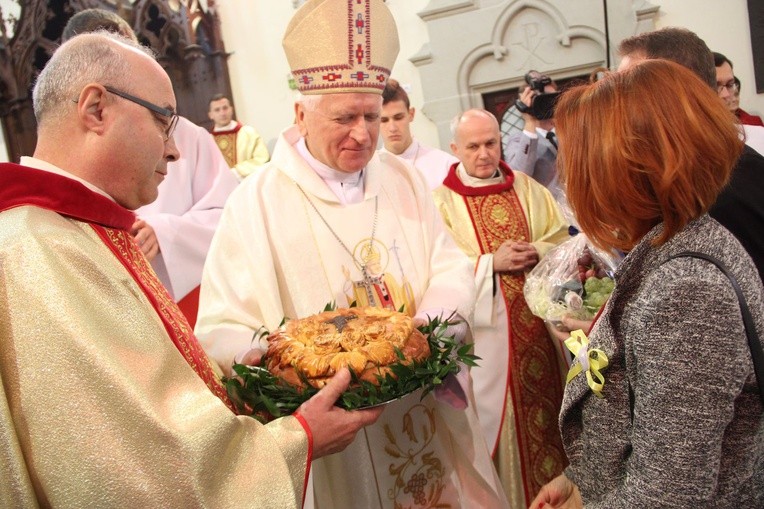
[296, 368, 383, 459]
[492, 240, 539, 273]
[130, 219, 160, 261]
[529, 474, 583, 509]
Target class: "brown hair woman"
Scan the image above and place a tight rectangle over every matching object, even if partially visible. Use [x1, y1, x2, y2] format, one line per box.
[531, 59, 764, 508]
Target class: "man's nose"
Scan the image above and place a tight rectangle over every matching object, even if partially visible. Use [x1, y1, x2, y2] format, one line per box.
[165, 135, 180, 162]
[350, 120, 371, 144]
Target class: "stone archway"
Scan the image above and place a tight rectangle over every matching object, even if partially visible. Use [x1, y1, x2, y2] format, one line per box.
[411, 0, 660, 149]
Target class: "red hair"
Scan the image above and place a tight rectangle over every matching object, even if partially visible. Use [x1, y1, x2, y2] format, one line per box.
[555, 59, 743, 252]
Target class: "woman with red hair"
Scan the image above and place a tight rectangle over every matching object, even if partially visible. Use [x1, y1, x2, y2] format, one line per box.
[531, 59, 764, 508]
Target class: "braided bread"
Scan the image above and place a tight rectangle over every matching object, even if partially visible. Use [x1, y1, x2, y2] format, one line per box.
[265, 307, 430, 388]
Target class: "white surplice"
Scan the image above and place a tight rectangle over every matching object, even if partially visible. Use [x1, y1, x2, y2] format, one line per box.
[382, 138, 459, 191]
[136, 116, 239, 301]
[196, 125, 508, 509]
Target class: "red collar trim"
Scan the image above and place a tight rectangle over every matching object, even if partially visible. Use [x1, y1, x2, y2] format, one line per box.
[0, 163, 135, 230]
[442, 160, 515, 196]
[211, 122, 243, 135]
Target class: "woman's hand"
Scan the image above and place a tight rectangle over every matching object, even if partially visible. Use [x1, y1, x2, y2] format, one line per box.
[529, 474, 583, 509]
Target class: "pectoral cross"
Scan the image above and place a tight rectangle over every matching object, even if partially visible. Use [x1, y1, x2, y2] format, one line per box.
[359, 265, 384, 305]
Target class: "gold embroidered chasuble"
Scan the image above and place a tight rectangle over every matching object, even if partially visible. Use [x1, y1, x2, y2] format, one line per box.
[212, 121, 270, 178]
[0, 163, 309, 508]
[213, 129, 238, 167]
[433, 162, 570, 507]
[197, 125, 509, 508]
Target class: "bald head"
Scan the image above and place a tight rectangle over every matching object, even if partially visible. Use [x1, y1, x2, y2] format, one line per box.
[450, 109, 502, 179]
[450, 109, 500, 143]
[32, 32, 178, 209]
[33, 32, 154, 129]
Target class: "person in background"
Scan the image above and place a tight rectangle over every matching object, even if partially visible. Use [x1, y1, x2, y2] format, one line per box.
[713, 51, 764, 153]
[531, 58, 764, 509]
[62, 9, 240, 327]
[0, 32, 380, 508]
[617, 28, 764, 282]
[379, 78, 458, 190]
[730, 75, 764, 126]
[433, 108, 569, 508]
[504, 71, 563, 202]
[195, 0, 508, 507]
[208, 93, 271, 179]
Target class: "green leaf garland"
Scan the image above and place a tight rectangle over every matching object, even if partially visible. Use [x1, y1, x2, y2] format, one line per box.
[224, 312, 479, 423]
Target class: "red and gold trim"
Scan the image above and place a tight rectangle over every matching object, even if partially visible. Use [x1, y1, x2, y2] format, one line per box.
[212, 127, 240, 168]
[0, 163, 236, 412]
[459, 179, 566, 500]
[91, 225, 235, 412]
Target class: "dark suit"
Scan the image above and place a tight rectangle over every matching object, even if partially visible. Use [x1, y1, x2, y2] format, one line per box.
[709, 144, 764, 282]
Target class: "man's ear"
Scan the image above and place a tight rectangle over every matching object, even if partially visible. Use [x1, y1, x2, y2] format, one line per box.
[450, 141, 458, 156]
[76, 84, 109, 134]
[295, 102, 308, 137]
[409, 107, 416, 121]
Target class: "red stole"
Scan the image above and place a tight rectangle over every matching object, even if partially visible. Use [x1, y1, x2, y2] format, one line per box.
[0, 163, 234, 412]
[444, 162, 566, 499]
[211, 122, 242, 167]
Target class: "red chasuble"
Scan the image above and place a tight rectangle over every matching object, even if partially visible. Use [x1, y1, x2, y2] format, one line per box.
[0, 163, 234, 412]
[211, 122, 243, 168]
[443, 161, 566, 499]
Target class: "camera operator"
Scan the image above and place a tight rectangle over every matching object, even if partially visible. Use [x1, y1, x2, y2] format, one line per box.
[505, 71, 563, 202]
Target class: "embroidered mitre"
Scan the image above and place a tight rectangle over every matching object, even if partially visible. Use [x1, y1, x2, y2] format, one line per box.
[282, 0, 400, 95]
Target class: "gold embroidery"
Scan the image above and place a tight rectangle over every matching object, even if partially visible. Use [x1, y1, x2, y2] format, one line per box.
[213, 132, 238, 167]
[100, 228, 232, 408]
[384, 404, 448, 507]
[461, 190, 566, 497]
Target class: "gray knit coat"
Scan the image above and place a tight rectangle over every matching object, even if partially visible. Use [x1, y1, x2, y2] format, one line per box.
[561, 214, 764, 508]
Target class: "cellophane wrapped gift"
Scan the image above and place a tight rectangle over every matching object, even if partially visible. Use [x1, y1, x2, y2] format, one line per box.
[524, 233, 619, 323]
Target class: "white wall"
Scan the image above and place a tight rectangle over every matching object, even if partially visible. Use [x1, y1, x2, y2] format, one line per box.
[217, 0, 763, 149]
[216, 1, 297, 152]
[0, 123, 8, 162]
[654, 0, 763, 116]
[216, 0, 441, 149]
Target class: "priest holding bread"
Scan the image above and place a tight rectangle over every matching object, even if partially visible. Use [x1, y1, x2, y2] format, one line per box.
[195, 0, 508, 507]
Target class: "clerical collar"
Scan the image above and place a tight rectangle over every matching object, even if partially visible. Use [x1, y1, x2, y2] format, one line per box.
[443, 160, 514, 196]
[296, 137, 365, 205]
[19, 156, 115, 202]
[456, 163, 505, 187]
[213, 120, 238, 132]
[397, 139, 419, 161]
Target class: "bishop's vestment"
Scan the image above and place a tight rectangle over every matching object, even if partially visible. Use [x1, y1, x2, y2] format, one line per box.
[197, 125, 509, 509]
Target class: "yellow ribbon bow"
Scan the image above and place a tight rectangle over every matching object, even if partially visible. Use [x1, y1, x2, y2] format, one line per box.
[564, 329, 609, 398]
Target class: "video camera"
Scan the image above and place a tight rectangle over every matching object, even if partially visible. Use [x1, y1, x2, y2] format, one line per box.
[514, 70, 560, 121]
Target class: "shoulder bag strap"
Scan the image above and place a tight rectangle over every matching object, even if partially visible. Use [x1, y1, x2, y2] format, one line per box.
[668, 251, 764, 404]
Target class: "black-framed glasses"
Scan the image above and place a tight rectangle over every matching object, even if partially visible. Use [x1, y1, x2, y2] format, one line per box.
[104, 85, 179, 141]
[717, 80, 739, 95]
